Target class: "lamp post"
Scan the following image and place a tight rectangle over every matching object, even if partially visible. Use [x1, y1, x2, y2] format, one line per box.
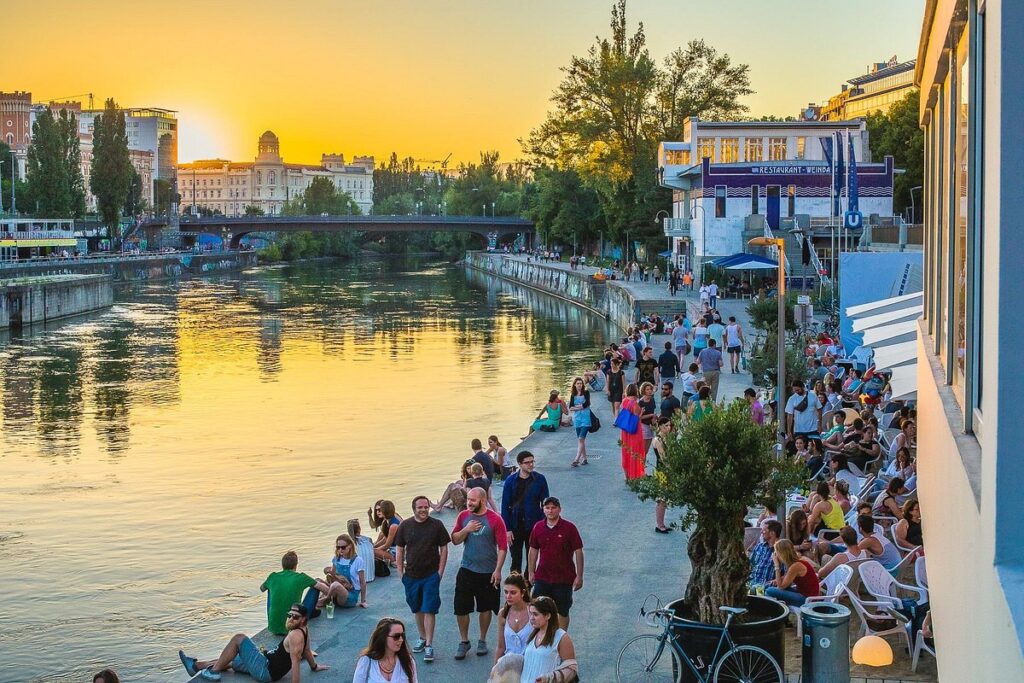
[690, 201, 706, 283]
[749, 234, 788, 534]
[655, 209, 670, 282]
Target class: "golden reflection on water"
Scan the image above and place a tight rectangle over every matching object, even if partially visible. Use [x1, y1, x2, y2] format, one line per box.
[0, 259, 612, 682]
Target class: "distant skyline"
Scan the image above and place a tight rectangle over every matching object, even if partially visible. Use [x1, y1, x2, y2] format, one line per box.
[9, 0, 924, 166]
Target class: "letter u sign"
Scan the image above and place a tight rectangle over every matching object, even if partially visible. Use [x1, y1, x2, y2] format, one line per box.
[844, 211, 863, 229]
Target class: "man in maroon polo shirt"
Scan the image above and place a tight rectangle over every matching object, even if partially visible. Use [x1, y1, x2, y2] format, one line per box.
[526, 496, 584, 629]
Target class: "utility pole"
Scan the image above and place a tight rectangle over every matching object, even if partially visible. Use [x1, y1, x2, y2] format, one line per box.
[10, 150, 16, 215]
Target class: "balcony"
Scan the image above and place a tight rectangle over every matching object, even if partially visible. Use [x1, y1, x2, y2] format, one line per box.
[663, 217, 691, 237]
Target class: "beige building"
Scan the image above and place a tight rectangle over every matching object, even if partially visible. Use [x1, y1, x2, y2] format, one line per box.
[916, 0, 1024, 680]
[815, 57, 917, 121]
[177, 131, 374, 216]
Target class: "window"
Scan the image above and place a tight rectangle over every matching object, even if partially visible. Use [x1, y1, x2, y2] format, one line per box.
[796, 137, 806, 160]
[788, 185, 796, 216]
[721, 138, 739, 163]
[745, 138, 763, 162]
[952, 29, 969, 403]
[269, 171, 276, 185]
[257, 171, 262, 184]
[665, 149, 691, 165]
[697, 137, 715, 163]
[751, 186, 760, 215]
[715, 185, 727, 218]
[769, 138, 787, 160]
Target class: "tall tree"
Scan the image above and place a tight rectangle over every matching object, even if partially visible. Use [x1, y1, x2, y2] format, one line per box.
[523, 1, 753, 248]
[866, 90, 924, 217]
[123, 170, 145, 217]
[90, 98, 134, 229]
[24, 108, 86, 217]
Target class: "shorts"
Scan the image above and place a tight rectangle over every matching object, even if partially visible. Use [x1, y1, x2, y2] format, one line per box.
[336, 588, 360, 608]
[727, 346, 742, 354]
[608, 391, 623, 403]
[230, 636, 272, 683]
[531, 580, 574, 617]
[575, 426, 590, 439]
[454, 567, 500, 615]
[402, 572, 442, 614]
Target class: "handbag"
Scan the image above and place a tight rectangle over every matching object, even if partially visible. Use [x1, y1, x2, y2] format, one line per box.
[374, 557, 391, 577]
[613, 407, 639, 434]
[588, 412, 601, 434]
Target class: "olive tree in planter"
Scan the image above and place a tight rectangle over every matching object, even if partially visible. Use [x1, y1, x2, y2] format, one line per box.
[630, 398, 806, 624]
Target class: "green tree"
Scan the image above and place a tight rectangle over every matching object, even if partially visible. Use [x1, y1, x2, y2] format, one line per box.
[524, 1, 753, 247]
[24, 108, 86, 217]
[866, 90, 924, 217]
[123, 170, 146, 217]
[153, 178, 174, 216]
[0, 140, 12, 214]
[243, 204, 265, 216]
[90, 98, 134, 229]
[630, 400, 806, 623]
[523, 166, 604, 249]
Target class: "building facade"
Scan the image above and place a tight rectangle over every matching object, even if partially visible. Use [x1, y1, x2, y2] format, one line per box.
[916, 0, 1024, 679]
[815, 57, 918, 121]
[77, 107, 178, 183]
[657, 118, 894, 275]
[177, 131, 374, 216]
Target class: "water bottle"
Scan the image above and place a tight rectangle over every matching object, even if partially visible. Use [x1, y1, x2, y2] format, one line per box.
[325, 601, 335, 619]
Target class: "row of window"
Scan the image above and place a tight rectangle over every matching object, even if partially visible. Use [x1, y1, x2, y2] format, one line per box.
[182, 172, 369, 189]
[923, 2, 981, 427]
[695, 136, 805, 164]
[712, 185, 797, 218]
[856, 72, 914, 95]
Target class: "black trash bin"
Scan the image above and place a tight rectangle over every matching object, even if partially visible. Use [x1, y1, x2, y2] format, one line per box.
[800, 602, 851, 682]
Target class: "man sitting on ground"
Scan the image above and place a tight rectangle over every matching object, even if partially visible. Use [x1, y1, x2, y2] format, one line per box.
[260, 552, 318, 635]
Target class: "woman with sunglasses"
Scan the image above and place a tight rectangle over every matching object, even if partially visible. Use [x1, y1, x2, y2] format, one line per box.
[353, 617, 417, 683]
[179, 604, 327, 681]
[316, 533, 367, 610]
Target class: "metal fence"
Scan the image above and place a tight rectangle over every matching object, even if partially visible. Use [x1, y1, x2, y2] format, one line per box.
[871, 224, 923, 245]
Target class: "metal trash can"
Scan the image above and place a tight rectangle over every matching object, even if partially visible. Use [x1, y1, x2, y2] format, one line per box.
[800, 602, 851, 682]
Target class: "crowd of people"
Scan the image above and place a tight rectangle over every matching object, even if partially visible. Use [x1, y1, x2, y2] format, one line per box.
[745, 330, 926, 640]
[176, 434, 583, 683]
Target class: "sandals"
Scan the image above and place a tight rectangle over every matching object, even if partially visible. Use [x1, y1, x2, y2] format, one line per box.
[571, 462, 579, 468]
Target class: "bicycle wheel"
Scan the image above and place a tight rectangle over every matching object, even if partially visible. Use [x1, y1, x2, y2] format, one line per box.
[712, 645, 783, 683]
[616, 634, 681, 683]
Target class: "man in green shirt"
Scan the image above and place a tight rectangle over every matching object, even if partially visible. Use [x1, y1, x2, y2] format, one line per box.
[260, 551, 317, 634]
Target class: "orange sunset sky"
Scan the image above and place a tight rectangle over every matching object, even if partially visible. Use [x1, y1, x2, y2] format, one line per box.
[9, 0, 923, 166]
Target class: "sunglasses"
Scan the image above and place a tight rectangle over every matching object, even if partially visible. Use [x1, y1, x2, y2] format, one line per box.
[336, 544, 349, 549]
[389, 633, 405, 641]
[287, 613, 301, 619]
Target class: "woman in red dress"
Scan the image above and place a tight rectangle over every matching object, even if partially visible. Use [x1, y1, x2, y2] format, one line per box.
[619, 383, 647, 481]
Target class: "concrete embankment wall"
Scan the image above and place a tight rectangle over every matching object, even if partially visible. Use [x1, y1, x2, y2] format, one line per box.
[0, 275, 113, 329]
[465, 251, 670, 331]
[0, 251, 258, 283]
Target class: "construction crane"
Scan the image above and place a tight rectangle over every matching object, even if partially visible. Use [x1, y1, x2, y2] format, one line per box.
[415, 152, 452, 171]
[39, 92, 95, 109]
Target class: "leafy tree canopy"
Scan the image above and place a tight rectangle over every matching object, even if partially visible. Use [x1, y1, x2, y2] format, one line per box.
[866, 90, 924, 217]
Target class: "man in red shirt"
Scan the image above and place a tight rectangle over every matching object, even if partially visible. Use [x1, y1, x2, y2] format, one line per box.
[527, 497, 584, 629]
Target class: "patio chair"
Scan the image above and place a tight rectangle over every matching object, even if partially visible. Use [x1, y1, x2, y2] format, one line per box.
[912, 627, 936, 671]
[790, 564, 854, 639]
[913, 556, 928, 602]
[842, 585, 912, 653]
[889, 524, 920, 557]
[858, 560, 928, 607]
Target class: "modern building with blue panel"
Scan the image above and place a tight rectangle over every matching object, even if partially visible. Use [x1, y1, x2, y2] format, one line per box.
[657, 118, 897, 280]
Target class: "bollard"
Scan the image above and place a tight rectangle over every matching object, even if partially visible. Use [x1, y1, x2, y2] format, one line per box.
[801, 602, 851, 682]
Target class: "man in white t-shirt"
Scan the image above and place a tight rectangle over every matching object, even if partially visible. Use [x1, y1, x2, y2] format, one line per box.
[785, 380, 822, 450]
[708, 282, 719, 308]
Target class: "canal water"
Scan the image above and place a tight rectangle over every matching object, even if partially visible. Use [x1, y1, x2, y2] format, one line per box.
[0, 258, 615, 683]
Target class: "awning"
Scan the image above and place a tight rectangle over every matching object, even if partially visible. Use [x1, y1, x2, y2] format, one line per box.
[846, 291, 923, 318]
[658, 250, 673, 257]
[844, 293, 922, 401]
[888, 364, 917, 400]
[725, 257, 780, 270]
[871, 340, 917, 369]
[851, 305, 924, 333]
[861, 320, 919, 347]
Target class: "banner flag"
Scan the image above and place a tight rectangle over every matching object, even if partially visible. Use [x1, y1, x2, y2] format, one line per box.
[847, 131, 860, 213]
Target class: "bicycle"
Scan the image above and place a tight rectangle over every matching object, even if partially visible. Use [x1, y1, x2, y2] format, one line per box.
[615, 598, 783, 683]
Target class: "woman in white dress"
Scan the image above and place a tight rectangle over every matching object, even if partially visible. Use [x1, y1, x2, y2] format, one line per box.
[352, 618, 416, 683]
[520, 597, 577, 683]
[494, 573, 532, 660]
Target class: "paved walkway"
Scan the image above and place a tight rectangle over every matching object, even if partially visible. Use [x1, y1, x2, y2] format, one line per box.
[186, 283, 935, 682]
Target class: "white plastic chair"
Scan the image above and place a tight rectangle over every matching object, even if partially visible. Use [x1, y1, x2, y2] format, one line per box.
[912, 627, 936, 671]
[790, 564, 854, 639]
[858, 559, 927, 607]
[889, 523, 919, 557]
[913, 556, 928, 602]
[842, 585, 913, 652]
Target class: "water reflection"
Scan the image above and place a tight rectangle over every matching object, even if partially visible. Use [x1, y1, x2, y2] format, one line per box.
[0, 257, 615, 682]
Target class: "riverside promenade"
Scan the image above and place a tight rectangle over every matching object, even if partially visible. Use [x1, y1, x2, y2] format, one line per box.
[186, 275, 935, 682]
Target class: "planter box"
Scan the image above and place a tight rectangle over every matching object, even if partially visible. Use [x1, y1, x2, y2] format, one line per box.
[667, 595, 788, 682]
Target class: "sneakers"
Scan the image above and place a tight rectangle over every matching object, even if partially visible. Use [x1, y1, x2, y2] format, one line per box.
[476, 639, 488, 656]
[454, 640, 471, 660]
[198, 667, 222, 681]
[423, 645, 435, 663]
[178, 650, 198, 677]
[412, 638, 426, 653]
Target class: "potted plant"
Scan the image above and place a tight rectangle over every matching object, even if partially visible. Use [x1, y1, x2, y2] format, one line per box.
[630, 399, 806, 676]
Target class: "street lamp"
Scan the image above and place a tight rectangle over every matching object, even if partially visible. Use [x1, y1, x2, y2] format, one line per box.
[655, 209, 671, 282]
[749, 234, 788, 535]
[691, 202, 707, 283]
